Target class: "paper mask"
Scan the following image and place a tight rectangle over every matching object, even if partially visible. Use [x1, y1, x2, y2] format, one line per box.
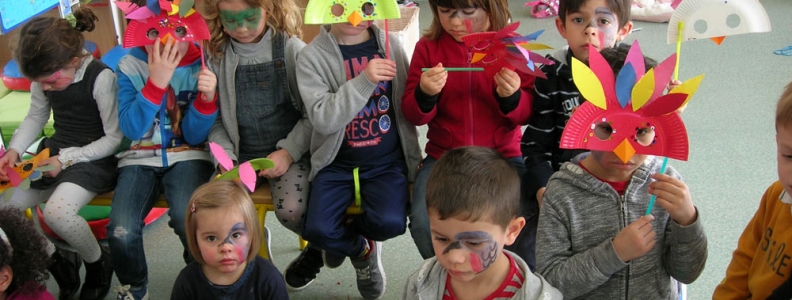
[667, 0, 771, 45]
[304, 0, 401, 26]
[560, 44, 704, 163]
[460, 22, 554, 79]
[209, 142, 274, 192]
[116, 0, 210, 48]
[1, 148, 55, 201]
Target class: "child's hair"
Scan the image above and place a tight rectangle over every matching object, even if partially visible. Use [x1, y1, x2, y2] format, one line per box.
[0, 207, 50, 297]
[424, 0, 512, 41]
[558, 0, 631, 28]
[13, 6, 98, 79]
[776, 82, 792, 130]
[203, 0, 303, 61]
[426, 146, 520, 228]
[185, 180, 262, 265]
[598, 43, 658, 74]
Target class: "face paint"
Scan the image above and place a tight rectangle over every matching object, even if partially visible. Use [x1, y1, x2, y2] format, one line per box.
[585, 7, 618, 48]
[36, 70, 73, 91]
[219, 222, 249, 263]
[220, 8, 262, 32]
[442, 231, 498, 273]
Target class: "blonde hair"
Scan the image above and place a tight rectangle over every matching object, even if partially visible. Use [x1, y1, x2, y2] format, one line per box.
[777, 82, 792, 131]
[185, 181, 261, 265]
[424, 0, 511, 41]
[203, 0, 303, 61]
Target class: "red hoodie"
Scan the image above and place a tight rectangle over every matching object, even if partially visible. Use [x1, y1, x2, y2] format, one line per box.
[402, 32, 535, 159]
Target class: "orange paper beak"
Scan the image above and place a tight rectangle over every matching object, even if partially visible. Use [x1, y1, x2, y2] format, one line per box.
[613, 139, 636, 163]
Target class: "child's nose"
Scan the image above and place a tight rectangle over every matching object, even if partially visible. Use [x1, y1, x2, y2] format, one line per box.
[446, 249, 467, 264]
[584, 25, 599, 36]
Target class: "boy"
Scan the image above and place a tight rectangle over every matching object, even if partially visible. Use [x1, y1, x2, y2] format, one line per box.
[713, 82, 792, 299]
[107, 1, 218, 299]
[290, 13, 422, 299]
[535, 44, 707, 299]
[403, 146, 562, 300]
[521, 0, 633, 205]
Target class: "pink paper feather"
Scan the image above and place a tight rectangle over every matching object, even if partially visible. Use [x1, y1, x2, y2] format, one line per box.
[238, 162, 256, 192]
[208, 142, 234, 171]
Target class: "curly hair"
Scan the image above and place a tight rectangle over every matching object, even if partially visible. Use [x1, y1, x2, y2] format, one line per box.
[0, 207, 50, 297]
[14, 6, 98, 79]
[203, 0, 302, 62]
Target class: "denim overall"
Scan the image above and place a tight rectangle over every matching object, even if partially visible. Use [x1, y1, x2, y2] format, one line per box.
[235, 33, 301, 162]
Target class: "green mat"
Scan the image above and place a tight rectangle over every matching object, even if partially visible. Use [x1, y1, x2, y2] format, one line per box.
[0, 91, 55, 143]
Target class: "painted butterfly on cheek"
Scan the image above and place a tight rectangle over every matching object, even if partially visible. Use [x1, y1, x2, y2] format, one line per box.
[115, 0, 211, 48]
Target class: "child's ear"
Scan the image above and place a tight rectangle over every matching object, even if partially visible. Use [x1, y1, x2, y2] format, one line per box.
[555, 17, 567, 39]
[616, 20, 634, 42]
[504, 217, 526, 246]
[0, 266, 13, 293]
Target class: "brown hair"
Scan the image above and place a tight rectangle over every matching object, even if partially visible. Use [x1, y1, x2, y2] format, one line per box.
[14, 7, 97, 79]
[558, 0, 631, 28]
[203, 0, 302, 61]
[185, 181, 262, 265]
[426, 146, 520, 228]
[776, 82, 792, 130]
[599, 43, 658, 74]
[423, 0, 511, 41]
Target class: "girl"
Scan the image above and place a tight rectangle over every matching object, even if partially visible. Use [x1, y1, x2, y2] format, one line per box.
[171, 180, 288, 299]
[202, 0, 312, 280]
[0, 207, 55, 300]
[0, 7, 121, 300]
[402, 0, 536, 262]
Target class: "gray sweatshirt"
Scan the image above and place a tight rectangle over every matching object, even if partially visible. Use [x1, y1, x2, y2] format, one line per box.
[536, 156, 708, 299]
[402, 250, 563, 300]
[296, 24, 421, 181]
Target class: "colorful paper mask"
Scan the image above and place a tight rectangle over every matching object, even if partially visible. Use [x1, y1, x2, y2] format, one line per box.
[209, 142, 274, 193]
[667, 0, 771, 45]
[116, 0, 210, 48]
[1, 148, 55, 201]
[304, 0, 401, 26]
[460, 22, 554, 79]
[560, 43, 704, 163]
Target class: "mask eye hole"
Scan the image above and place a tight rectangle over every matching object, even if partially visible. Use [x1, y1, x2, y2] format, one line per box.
[331, 3, 345, 17]
[174, 26, 187, 38]
[361, 2, 375, 16]
[634, 126, 656, 146]
[593, 122, 613, 140]
[146, 28, 159, 40]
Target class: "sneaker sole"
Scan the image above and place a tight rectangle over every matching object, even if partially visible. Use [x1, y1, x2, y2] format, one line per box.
[282, 260, 315, 292]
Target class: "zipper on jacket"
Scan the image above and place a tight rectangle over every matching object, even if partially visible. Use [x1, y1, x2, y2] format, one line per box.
[619, 193, 629, 300]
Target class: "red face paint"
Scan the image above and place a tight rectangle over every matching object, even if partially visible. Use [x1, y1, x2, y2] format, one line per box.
[469, 253, 483, 273]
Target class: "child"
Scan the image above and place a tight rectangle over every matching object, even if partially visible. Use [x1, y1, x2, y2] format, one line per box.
[171, 180, 288, 299]
[0, 8, 120, 300]
[521, 0, 634, 207]
[402, 0, 536, 262]
[107, 1, 218, 299]
[403, 146, 562, 300]
[713, 82, 792, 299]
[294, 12, 422, 298]
[202, 0, 312, 263]
[535, 45, 707, 299]
[0, 207, 55, 300]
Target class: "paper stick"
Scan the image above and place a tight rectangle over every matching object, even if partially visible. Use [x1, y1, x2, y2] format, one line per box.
[421, 67, 484, 72]
[645, 157, 669, 215]
[673, 22, 683, 81]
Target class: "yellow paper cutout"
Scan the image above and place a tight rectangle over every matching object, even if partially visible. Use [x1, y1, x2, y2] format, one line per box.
[571, 58, 607, 110]
[631, 69, 656, 111]
[670, 73, 705, 107]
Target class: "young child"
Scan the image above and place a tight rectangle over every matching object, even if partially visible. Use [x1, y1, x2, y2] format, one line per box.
[107, 1, 218, 299]
[293, 10, 422, 298]
[535, 44, 707, 299]
[0, 8, 120, 300]
[402, 0, 536, 263]
[202, 0, 311, 263]
[713, 82, 792, 299]
[521, 0, 633, 207]
[171, 180, 288, 299]
[0, 207, 55, 300]
[403, 146, 562, 300]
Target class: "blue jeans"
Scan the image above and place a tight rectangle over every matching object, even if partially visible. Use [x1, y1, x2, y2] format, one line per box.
[409, 156, 531, 261]
[106, 160, 213, 287]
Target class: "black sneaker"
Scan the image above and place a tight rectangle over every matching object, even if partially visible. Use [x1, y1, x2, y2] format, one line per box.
[283, 246, 324, 291]
[80, 246, 113, 300]
[322, 249, 346, 269]
[350, 240, 385, 299]
[48, 248, 81, 300]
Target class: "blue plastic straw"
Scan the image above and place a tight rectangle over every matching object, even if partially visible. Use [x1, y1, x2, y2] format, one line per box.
[645, 157, 669, 215]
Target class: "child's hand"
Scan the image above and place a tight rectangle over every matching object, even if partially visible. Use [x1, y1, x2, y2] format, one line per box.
[197, 68, 217, 102]
[39, 155, 62, 178]
[494, 68, 520, 98]
[649, 173, 696, 226]
[148, 38, 185, 89]
[666, 79, 681, 93]
[363, 58, 396, 84]
[258, 149, 294, 179]
[613, 215, 656, 262]
[419, 63, 447, 96]
[0, 149, 20, 181]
